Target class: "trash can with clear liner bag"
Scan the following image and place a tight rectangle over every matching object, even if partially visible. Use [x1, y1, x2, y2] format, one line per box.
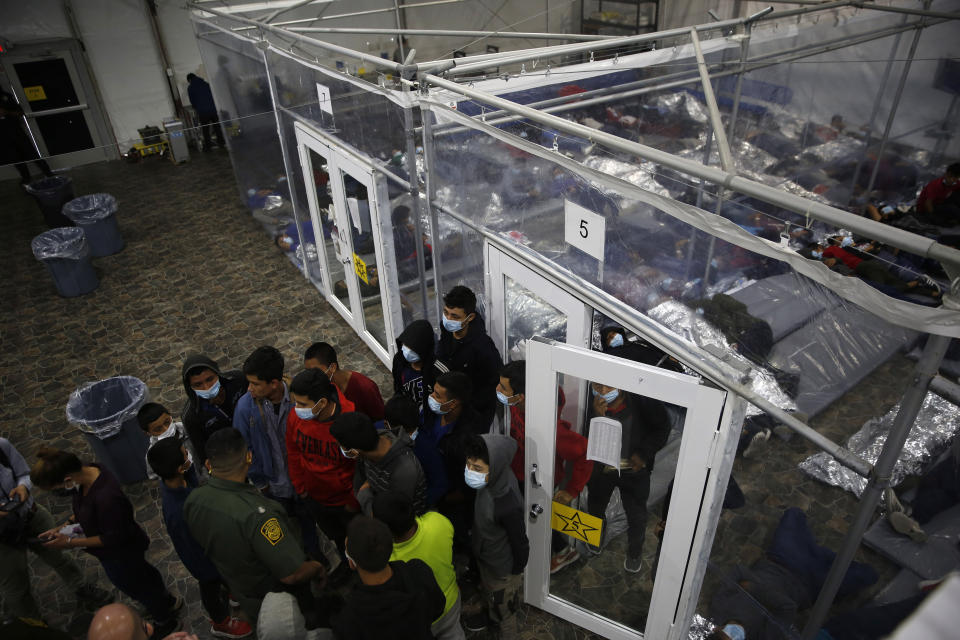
[25, 175, 75, 227]
[62, 194, 124, 256]
[31, 227, 99, 297]
[66, 376, 150, 484]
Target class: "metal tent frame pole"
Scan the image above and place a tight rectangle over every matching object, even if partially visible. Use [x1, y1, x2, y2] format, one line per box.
[864, 1, 929, 197]
[419, 107, 445, 328]
[286, 26, 614, 41]
[800, 332, 952, 639]
[420, 73, 960, 271]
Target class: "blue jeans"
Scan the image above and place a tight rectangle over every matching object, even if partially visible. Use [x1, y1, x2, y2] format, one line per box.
[766, 508, 877, 601]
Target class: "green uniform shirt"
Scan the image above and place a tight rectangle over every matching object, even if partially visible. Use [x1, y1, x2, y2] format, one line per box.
[184, 475, 305, 619]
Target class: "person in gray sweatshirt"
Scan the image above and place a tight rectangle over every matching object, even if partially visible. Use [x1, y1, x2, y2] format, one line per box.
[462, 434, 529, 633]
[330, 411, 427, 516]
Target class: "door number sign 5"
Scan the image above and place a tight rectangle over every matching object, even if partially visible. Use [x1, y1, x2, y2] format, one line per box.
[564, 199, 605, 261]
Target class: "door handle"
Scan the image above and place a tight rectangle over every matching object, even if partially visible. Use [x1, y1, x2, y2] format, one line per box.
[529, 503, 544, 521]
[530, 463, 541, 488]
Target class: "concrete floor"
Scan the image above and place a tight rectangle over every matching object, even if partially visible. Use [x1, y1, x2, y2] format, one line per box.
[0, 150, 902, 639]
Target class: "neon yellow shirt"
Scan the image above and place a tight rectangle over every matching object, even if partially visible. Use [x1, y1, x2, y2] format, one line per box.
[390, 511, 459, 619]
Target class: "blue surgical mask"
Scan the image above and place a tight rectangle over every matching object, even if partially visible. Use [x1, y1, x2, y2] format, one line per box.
[194, 379, 221, 400]
[427, 395, 450, 415]
[464, 467, 487, 489]
[592, 387, 619, 404]
[722, 624, 746, 640]
[608, 333, 624, 348]
[340, 446, 358, 459]
[409, 430, 418, 441]
[294, 399, 322, 420]
[496, 391, 520, 406]
[811, 250, 823, 259]
[442, 315, 462, 333]
[840, 236, 854, 248]
[401, 345, 420, 363]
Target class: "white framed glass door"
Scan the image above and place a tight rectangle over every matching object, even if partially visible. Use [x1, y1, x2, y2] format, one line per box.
[524, 338, 739, 639]
[295, 122, 401, 366]
[486, 243, 593, 432]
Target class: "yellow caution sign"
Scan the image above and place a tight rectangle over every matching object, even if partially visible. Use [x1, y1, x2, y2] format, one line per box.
[551, 501, 603, 546]
[24, 86, 47, 101]
[353, 253, 369, 284]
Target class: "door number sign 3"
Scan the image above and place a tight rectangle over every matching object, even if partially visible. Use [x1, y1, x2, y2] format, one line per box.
[564, 199, 605, 261]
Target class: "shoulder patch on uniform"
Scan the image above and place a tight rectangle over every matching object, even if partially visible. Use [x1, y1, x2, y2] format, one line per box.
[260, 517, 284, 545]
[258, 506, 265, 513]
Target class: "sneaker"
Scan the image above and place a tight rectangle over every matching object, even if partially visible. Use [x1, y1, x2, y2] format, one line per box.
[743, 429, 771, 459]
[585, 543, 602, 557]
[463, 611, 489, 632]
[152, 617, 181, 638]
[211, 616, 253, 638]
[550, 546, 580, 574]
[889, 511, 927, 542]
[74, 584, 113, 607]
[624, 555, 642, 573]
[228, 594, 240, 608]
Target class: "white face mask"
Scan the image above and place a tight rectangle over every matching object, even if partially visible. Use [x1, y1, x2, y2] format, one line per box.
[157, 421, 180, 440]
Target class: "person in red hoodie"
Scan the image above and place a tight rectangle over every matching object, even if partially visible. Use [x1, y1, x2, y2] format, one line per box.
[287, 369, 359, 569]
[498, 360, 593, 575]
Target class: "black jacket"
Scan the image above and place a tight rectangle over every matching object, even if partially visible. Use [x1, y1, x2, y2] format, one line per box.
[354, 431, 427, 516]
[391, 320, 442, 424]
[436, 313, 502, 426]
[332, 559, 446, 640]
[180, 354, 246, 463]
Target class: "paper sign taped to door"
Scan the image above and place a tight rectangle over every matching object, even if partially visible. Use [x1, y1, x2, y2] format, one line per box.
[353, 253, 369, 284]
[586, 417, 622, 471]
[24, 86, 47, 101]
[346, 197, 362, 230]
[551, 501, 603, 546]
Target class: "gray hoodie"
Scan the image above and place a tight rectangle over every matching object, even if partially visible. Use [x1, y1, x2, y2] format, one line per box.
[472, 434, 529, 578]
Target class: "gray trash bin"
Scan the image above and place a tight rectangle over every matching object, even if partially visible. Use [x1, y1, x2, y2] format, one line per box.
[66, 376, 149, 484]
[25, 176, 75, 228]
[31, 227, 99, 297]
[62, 194, 124, 256]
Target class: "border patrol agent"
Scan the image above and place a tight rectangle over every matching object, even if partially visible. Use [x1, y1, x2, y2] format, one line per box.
[185, 428, 324, 621]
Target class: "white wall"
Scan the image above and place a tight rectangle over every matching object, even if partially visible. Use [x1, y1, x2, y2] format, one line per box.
[0, 0, 204, 154]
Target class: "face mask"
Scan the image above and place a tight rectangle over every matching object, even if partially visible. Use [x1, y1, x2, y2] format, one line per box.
[592, 387, 619, 404]
[294, 399, 322, 420]
[54, 479, 78, 497]
[427, 395, 450, 415]
[722, 624, 746, 640]
[442, 315, 463, 333]
[401, 345, 420, 363]
[811, 250, 823, 259]
[608, 333, 624, 348]
[464, 467, 487, 489]
[408, 430, 418, 441]
[340, 446, 358, 459]
[496, 391, 520, 406]
[194, 379, 221, 400]
[157, 421, 179, 440]
[840, 236, 854, 248]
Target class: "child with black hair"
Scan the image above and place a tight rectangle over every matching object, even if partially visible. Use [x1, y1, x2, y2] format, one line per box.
[146, 438, 251, 639]
[462, 434, 528, 633]
[136, 402, 198, 484]
[330, 412, 427, 516]
[332, 515, 445, 640]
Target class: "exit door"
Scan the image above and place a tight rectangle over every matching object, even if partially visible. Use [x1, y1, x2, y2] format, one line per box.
[1, 39, 115, 169]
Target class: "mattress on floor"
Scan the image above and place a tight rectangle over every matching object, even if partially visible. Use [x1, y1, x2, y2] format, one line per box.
[730, 272, 838, 342]
[768, 304, 918, 417]
[863, 503, 960, 580]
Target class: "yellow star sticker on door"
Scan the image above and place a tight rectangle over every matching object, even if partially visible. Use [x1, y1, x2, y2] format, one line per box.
[551, 501, 603, 546]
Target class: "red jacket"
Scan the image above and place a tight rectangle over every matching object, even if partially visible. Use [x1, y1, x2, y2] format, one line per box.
[286, 390, 359, 508]
[508, 404, 593, 498]
[343, 371, 385, 421]
[917, 176, 960, 211]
